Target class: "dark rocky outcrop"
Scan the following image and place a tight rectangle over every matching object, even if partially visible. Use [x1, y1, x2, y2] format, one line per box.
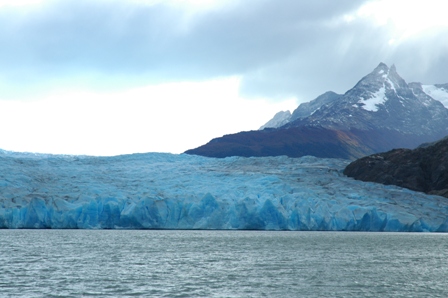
[343, 136, 448, 198]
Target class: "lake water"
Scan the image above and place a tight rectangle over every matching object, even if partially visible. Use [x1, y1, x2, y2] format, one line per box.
[1, 230, 447, 297]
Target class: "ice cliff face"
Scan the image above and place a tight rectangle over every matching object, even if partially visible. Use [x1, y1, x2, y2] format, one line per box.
[1, 151, 447, 231]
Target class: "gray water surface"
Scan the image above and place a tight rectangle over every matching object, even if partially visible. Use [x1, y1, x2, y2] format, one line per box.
[1, 230, 447, 297]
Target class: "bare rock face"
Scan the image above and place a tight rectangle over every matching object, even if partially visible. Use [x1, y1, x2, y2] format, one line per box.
[343, 137, 448, 198]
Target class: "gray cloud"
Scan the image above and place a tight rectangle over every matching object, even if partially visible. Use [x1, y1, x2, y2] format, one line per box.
[0, 0, 447, 102]
[238, 9, 448, 101]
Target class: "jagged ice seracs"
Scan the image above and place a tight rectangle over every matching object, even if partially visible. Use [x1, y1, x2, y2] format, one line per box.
[1, 151, 448, 231]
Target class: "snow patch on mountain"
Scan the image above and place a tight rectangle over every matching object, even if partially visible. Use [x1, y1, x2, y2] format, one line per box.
[422, 84, 448, 108]
[358, 86, 386, 112]
[386, 78, 396, 91]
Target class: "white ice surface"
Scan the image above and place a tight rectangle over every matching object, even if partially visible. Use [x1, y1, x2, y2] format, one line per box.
[1, 152, 447, 231]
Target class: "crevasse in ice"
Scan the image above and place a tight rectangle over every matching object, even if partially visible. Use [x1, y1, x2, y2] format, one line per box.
[1, 151, 447, 231]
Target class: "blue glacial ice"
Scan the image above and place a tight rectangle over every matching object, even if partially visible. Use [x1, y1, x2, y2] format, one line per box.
[0, 151, 448, 231]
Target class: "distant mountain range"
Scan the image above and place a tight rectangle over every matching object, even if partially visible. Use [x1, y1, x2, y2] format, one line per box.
[186, 63, 448, 159]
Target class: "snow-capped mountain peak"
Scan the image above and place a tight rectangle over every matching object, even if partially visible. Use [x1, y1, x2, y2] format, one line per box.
[281, 62, 448, 136]
[348, 63, 408, 112]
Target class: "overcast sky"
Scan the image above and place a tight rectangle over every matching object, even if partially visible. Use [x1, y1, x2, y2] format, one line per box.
[0, 0, 447, 155]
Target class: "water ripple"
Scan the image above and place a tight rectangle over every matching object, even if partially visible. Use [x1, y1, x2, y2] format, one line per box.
[0, 230, 447, 297]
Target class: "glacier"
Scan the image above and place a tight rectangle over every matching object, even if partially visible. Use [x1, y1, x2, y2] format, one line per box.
[1, 151, 448, 231]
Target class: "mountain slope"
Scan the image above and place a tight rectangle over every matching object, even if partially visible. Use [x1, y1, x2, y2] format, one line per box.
[186, 126, 371, 159]
[289, 91, 342, 122]
[185, 126, 440, 160]
[187, 63, 448, 159]
[259, 110, 291, 129]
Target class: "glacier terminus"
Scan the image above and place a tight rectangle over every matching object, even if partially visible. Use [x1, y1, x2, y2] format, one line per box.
[1, 151, 448, 231]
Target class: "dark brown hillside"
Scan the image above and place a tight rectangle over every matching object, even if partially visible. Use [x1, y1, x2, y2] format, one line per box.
[186, 126, 365, 159]
[185, 126, 439, 160]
